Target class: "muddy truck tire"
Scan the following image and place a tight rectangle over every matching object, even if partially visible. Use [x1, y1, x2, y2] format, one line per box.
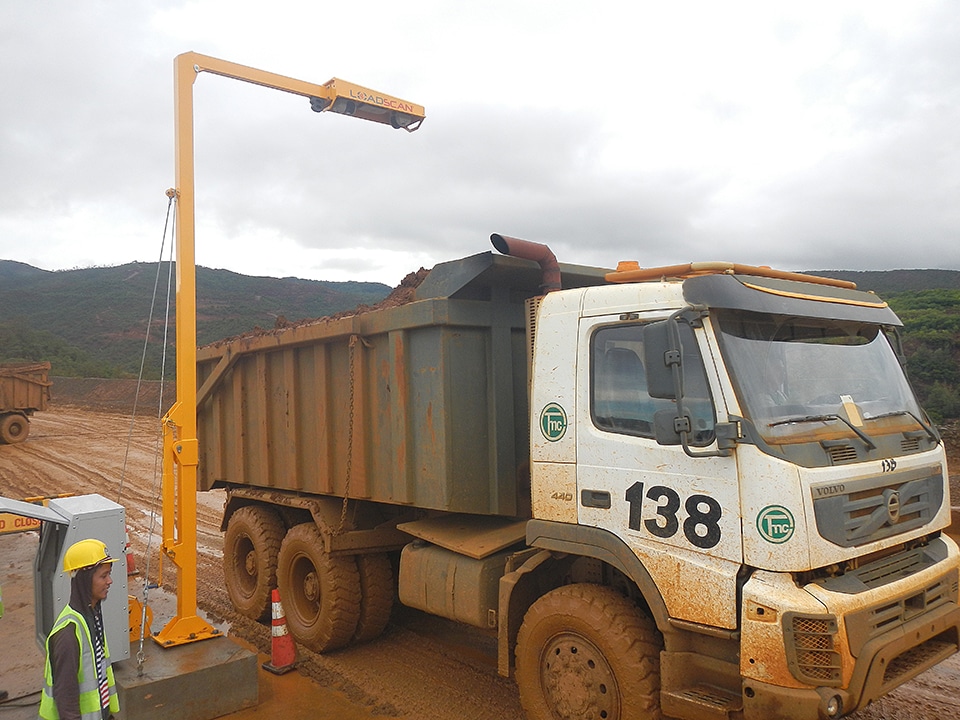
[277, 522, 362, 652]
[223, 505, 285, 621]
[0, 413, 29, 444]
[515, 583, 663, 720]
[354, 552, 395, 643]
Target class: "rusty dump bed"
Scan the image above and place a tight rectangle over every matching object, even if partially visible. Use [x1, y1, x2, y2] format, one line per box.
[196, 251, 608, 517]
[0, 362, 51, 413]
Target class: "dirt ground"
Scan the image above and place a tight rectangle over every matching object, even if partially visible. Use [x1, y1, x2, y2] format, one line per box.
[0, 406, 523, 720]
[1, 406, 959, 720]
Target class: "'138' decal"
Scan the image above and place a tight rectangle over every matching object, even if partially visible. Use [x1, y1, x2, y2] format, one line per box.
[625, 482, 722, 549]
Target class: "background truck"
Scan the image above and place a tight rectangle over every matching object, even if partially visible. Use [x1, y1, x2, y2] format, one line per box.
[0, 361, 51, 444]
[195, 235, 958, 720]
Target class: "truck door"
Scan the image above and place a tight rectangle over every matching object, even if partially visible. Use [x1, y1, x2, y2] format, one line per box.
[575, 315, 743, 629]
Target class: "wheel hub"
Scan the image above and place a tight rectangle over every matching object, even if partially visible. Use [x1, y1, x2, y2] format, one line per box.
[244, 550, 257, 576]
[541, 633, 617, 719]
[303, 570, 319, 603]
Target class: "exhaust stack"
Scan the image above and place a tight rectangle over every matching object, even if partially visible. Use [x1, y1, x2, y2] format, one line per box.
[490, 234, 561, 293]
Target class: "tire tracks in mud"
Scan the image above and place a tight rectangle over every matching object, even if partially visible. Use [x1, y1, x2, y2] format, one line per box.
[4, 406, 958, 720]
[1, 407, 525, 719]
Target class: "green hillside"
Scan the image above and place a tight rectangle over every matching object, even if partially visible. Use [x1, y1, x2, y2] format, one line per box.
[0, 260, 390, 378]
[805, 269, 960, 296]
[887, 289, 960, 422]
[807, 271, 960, 420]
[1, 261, 958, 420]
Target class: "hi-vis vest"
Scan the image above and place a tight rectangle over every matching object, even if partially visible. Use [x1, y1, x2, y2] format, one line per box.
[39, 605, 119, 720]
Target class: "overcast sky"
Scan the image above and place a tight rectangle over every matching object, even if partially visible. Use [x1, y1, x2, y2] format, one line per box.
[1, 1, 958, 287]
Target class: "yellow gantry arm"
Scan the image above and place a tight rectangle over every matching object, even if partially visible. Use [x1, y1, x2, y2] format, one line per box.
[155, 52, 422, 648]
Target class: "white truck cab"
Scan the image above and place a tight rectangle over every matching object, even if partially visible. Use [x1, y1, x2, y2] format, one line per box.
[525, 263, 958, 719]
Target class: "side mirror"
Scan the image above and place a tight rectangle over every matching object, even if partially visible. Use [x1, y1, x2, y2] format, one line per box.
[653, 408, 682, 445]
[643, 320, 678, 399]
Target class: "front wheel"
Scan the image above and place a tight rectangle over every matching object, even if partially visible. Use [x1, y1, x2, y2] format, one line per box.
[277, 523, 361, 652]
[515, 583, 663, 720]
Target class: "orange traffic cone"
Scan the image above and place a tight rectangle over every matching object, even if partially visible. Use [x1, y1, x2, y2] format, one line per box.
[262, 588, 297, 674]
[125, 526, 139, 576]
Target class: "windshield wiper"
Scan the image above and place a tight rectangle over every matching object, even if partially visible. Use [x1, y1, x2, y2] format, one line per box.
[769, 414, 877, 450]
[864, 410, 939, 442]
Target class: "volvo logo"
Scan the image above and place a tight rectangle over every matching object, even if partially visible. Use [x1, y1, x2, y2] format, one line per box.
[884, 489, 901, 524]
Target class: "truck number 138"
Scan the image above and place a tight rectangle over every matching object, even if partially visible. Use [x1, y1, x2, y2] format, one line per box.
[625, 482, 722, 549]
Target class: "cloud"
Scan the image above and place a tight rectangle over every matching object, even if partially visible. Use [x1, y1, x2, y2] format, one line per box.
[0, 1, 958, 285]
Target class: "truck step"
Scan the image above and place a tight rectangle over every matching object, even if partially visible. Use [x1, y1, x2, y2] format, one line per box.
[661, 684, 741, 720]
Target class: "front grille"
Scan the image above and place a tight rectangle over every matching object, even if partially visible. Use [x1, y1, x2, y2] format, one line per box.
[826, 444, 858, 464]
[845, 569, 958, 656]
[856, 550, 927, 588]
[900, 437, 921, 453]
[813, 466, 944, 547]
[784, 614, 842, 685]
[813, 539, 951, 594]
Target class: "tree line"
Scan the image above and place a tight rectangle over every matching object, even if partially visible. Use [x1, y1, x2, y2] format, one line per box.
[889, 289, 960, 422]
[2, 287, 958, 422]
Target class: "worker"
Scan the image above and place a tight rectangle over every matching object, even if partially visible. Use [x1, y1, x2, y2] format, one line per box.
[39, 539, 120, 720]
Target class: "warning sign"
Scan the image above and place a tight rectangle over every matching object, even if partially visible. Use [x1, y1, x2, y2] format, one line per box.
[0, 494, 71, 535]
[0, 512, 42, 535]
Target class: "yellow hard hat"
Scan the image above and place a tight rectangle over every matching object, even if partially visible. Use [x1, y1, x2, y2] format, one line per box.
[63, 539, 118, 573]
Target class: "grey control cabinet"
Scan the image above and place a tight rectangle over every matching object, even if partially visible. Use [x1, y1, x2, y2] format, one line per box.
[33, 494, 130, 661]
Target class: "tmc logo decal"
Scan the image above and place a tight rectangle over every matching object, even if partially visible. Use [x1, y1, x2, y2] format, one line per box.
[757, 505, 795, 544]
[540, 403, 567, 442]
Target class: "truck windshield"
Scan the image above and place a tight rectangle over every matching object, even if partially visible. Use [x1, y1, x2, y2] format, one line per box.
[713, 310, 926, 445]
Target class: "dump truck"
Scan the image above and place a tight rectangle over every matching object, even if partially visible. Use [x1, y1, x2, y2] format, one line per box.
[0, 361, 51, 444]
[195, 235, 958, 720]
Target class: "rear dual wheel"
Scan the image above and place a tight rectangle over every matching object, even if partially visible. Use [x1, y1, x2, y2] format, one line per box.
[354, 553, 394, 643]
[277, 523, 362, 652]
[223, 505, 285, 621]
[227, 514, 395, 651]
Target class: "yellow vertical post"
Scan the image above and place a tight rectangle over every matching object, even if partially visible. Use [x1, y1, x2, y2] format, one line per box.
[153, 53, 220, 646]
[152, 51, 422, 647]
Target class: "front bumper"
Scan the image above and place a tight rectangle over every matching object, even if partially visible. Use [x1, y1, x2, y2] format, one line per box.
[741, 535, 960, 719]
[743, 599, 960, 719]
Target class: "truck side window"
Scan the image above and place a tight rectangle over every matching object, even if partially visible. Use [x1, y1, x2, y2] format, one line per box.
[591, 323, 716, 445]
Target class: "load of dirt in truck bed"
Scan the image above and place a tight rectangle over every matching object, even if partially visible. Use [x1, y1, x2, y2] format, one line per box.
[203, 267, 431, 349]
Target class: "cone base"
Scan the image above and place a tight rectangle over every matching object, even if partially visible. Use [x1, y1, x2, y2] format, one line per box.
[262, 660, 297, 675]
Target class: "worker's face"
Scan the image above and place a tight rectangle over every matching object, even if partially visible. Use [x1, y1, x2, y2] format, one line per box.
[90, 563, 113, 605]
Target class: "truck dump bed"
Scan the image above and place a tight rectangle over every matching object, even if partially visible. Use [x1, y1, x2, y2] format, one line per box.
[0, 362, 51, 413]
[196, 252, 608, 517]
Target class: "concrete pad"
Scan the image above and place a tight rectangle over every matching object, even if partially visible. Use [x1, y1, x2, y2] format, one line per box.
[113, 636, 258, 720]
